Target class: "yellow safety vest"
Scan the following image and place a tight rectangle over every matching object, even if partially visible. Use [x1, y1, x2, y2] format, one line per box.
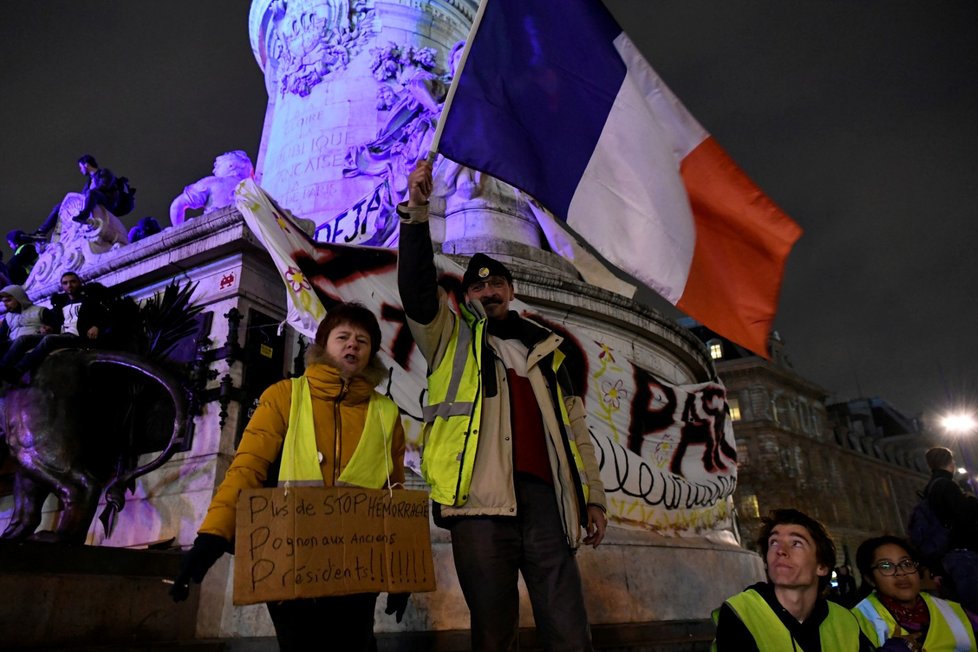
[420, 310, 588, 507]
[279, 376, 400, 488]
[852, 592, 975, 651]
[719, 588, 861, 651]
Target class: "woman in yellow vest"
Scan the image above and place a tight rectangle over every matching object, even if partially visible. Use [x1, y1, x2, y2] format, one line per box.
[169, 302, 406, 651]
[852, 536, 978, 652]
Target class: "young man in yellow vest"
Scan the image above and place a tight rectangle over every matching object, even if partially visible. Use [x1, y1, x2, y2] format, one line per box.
[397, 161, 607, 651]
[714, 508, 873, 651]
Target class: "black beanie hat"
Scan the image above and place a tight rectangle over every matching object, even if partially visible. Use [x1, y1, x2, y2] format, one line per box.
[461, 253, 513, 291]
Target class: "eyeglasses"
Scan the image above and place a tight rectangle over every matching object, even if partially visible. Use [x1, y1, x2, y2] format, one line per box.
[871, 560, 919, 576]
[467, 277, 508, 293]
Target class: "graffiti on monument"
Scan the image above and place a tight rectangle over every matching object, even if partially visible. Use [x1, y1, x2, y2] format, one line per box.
[236, 180, 738, 536]
[314, 177, 395, 246]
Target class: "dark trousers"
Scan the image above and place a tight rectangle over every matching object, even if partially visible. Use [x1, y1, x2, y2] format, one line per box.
[41, 190, 118, 231]
[16, 333, 83, 373]
[448, 478, 593, 652]
[266, 592, 379, 652]
[75, 189, 118, 222]
[0, 334, 45, 369]
[943, 549, 978, 612]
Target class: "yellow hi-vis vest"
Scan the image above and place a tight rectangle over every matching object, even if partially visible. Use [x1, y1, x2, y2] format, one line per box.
[719, 588, 861, 651]
[279, 376, 400, 488]
[419, 310, 588, 507]
[853, 592, 975, 651]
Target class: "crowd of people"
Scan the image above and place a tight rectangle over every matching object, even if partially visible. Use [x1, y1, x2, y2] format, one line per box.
[0, 150, 250, 382]
[715, 505, 978, 651]
[711, 440, 978, 651]
[5, 152, 976, 651]
[0, 271, 111, 386]
[163, 160, 978, 652]
[1, 149, 252, 291]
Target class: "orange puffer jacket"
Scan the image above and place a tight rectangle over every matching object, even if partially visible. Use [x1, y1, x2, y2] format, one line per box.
[199, 361, 406, 541]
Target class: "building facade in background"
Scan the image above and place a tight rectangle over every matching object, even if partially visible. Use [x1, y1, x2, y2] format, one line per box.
[686, 322, 936, 570]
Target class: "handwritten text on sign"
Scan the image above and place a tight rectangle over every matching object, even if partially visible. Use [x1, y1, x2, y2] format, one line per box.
[233, 487, 435, 605]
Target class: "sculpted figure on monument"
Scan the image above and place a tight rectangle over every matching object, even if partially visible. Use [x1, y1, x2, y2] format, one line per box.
[169, 151, 254, 227]
[344, 43, 444, 191]
[263, 0, 376, 97]
[0, 282, 198, 544]
[345, 40, 526, 224]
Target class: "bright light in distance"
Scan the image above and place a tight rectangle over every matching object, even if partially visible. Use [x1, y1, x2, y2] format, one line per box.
[941, 413, 978, 434]
[958, 467, 969, 474]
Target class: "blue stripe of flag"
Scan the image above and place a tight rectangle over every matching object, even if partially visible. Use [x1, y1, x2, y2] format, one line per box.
[438, 0, 626, 221]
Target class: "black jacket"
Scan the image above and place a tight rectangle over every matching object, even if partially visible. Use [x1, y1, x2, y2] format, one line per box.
[928, 468, 978, 551]
[47, 283, 110, 339]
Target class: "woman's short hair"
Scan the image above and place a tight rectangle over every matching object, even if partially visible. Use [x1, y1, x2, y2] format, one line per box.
[314, 302, 382, 359]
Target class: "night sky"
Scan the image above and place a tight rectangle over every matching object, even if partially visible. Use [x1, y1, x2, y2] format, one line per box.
[2, 1, 976, 421]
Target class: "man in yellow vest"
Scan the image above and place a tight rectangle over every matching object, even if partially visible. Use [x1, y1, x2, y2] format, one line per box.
[398, 161, 607, 651]
[714, 508, 873, 651]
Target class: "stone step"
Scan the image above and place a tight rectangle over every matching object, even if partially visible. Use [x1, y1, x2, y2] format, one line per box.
[0, 541, 712, 651]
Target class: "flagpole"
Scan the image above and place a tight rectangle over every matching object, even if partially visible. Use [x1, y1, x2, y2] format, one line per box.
[426, 0, 490, 163]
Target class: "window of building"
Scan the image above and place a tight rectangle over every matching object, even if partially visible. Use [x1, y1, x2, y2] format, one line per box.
[709, 340, 723, 359]
[739, 494, 760, 519]
[736, 439, 750, 466]
[728, 397, 741, 421]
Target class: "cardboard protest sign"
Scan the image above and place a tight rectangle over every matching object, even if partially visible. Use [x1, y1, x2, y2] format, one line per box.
[233, 487, 435, 605]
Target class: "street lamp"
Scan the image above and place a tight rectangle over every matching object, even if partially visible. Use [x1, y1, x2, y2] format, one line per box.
[939, 411, 978, 493]
[941, 413, 978, 434]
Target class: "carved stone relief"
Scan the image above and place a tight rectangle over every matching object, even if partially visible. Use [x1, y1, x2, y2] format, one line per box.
[263, 0, 377, 97]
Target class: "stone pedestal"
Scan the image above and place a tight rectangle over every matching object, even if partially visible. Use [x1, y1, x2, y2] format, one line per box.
[0, 541, 196, 649]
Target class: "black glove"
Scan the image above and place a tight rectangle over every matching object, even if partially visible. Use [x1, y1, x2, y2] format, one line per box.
[169, 533, 230, 602]
[385, 592, 411, 623]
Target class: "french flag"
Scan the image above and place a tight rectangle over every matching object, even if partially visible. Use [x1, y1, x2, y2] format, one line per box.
[435, 0, 803, 358]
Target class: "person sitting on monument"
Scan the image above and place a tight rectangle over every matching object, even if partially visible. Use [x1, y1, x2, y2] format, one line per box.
[10, 271, 111, 382]
[0, 253, 10, 288]
[168, 150, 253, 227]
[169, 303, 409, 652]
[36, 155, 131, 235]
[713, 508, 873, 651]
[127, 216, 163, 243]
[6, 230, 39, 285]
[851, 535, 978, 652]
[0, 285, 52, 382]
